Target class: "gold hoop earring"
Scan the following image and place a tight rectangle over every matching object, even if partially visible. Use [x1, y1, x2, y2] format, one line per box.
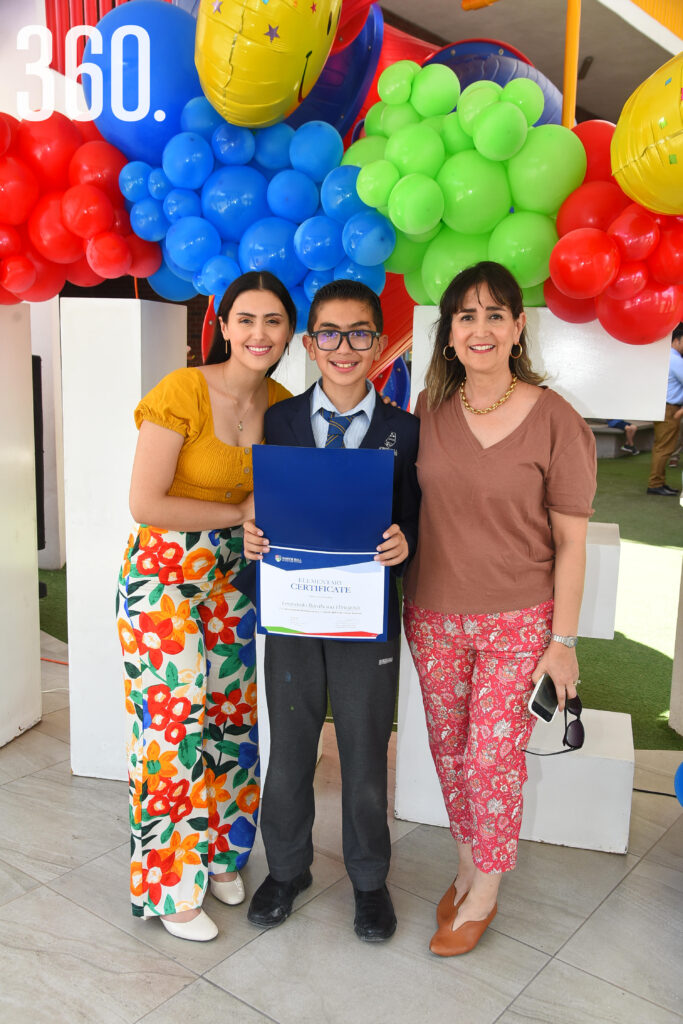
[443, 344, 457, 362]
[510, 342, 523, 359]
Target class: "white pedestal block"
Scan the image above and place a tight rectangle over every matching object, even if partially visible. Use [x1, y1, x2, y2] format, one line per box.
[0, 305, 41, 747]
[579, 522, 620, 640]
[60, 299, 186, 780]
[520, 709, 634, 853]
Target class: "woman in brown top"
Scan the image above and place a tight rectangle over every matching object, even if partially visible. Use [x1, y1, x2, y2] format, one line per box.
[403, 261, 596, 957]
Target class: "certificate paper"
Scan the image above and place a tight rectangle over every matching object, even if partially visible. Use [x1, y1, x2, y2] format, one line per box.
[253, 446, 395, 641]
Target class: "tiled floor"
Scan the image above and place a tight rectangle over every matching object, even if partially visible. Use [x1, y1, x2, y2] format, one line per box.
[1, 633, 682, 1024]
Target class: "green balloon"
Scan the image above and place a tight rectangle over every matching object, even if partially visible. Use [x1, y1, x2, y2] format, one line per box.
[487, 211, 558, 288]
[522, 282, 546, 307]
[409, 64, 461, 118]
[405, 223, 441, 243]
[441, 112, 475, 155]
[404, 267, 433, 305]
[378, 61, 421, 105]
[384, 230, 431, 274]
[385, 123, 445, 178]
[364, 101, 387, 137]
[501, 78, 545, 126]
[387, 174, 444, 235]
[380, 102, 421, 136]
[424, 114, 446, 136]
[437, 150, 511, 234]
[457, 81, 503, 135]
[421, 225, 490, 304]
[341, 135, 387, 168]
[472, 102, 528, 161]
[356, 159, 401, 208]
[507, 125, 588, 215]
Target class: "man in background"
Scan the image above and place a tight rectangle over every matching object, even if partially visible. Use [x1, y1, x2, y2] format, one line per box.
[647, 322, 683, 496]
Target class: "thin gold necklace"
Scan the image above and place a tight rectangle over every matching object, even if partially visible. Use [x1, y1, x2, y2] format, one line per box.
[222, 363, 259, 432]
[460, 375, 517, 415]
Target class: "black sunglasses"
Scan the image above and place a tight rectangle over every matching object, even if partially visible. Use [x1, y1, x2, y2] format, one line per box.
[524, 695, 584, 757]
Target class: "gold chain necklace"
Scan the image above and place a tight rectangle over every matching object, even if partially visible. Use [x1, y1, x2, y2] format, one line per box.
[460, 375, 517, 415]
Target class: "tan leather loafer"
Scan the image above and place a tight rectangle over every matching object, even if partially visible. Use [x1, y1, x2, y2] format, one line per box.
[429, 903, 497, 957]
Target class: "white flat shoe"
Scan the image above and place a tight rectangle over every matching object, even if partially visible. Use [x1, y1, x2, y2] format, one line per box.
[209, 871, 245, 906]
[160, 908, 218, 942]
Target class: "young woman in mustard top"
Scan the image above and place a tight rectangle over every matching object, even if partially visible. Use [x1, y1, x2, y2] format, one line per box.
[116, 271, 295, 941]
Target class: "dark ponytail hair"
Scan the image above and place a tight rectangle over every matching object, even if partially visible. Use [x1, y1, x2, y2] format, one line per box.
[204, 271, 297, 374]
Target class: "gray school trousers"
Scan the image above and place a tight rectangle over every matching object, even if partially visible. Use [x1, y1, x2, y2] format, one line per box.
[260, 633, 400, 890]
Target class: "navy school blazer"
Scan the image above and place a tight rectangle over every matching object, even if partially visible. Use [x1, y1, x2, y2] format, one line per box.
[234, 384, 421, 641]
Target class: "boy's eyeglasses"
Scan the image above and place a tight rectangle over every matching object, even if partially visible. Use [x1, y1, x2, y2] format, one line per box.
[524, 695, 585, 757]
[310, 329, 380, 351]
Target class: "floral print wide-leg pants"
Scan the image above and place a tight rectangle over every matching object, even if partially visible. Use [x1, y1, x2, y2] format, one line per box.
[117, 525, 259, 918]
[403, 598, 553, 874]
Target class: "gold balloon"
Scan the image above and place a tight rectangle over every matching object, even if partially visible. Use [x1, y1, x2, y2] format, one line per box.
[611, 53, 683, 215]
[195, 0, 342, 129]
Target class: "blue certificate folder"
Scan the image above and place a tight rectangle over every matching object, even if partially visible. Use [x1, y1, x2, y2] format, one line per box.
[252, 445, 395, 641]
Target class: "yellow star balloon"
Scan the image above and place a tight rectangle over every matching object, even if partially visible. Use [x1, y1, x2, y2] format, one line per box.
[611, 53, 683, 215]
[195, 0, 343, 128]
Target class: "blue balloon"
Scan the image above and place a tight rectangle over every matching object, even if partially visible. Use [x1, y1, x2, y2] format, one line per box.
[238, 217, 306, 289]
[675, 761, 683, 807]
[212, 123, 255, 166]
[130, 198, 169, 242]
[148, 260, 197, 300]
[290, 286, 309, 333]
[201, 165, 269, 242]
[119, 161, 153, 203]
[200, 254, 242, 304]
[192, 269, 211, 295]
[253, 124, 295, 171]
[342, 210, 396, 267]
[83, 2, 201, 165]
[165, 215, 221, 273]
[180, 96, 224, 140]
[162, 132, 214, 190]
[294, 215, 344, 272]
[267, 170, 319, 223]
[303, 268, 333, 302]
[221, 240, 239, 262]
[163, 188, 202, 223]
[383, 355, 411, 410]
[147, 168, 172, 200]
[320, 165, 369, 225]
[290, 121, 344, 183]
[334, 258, 385, 294]
[161, 240, 196, 282]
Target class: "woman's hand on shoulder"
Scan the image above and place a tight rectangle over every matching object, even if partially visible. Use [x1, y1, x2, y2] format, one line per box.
[243, 518, 269, 560]
[531, 644, 580, 712]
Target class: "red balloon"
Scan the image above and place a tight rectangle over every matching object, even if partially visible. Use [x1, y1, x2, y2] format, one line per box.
[549, 228, 620, 299]
[604, 261, 649, 300]
[72, 119, 104, 144]
[0, 254, 37, 293]
[0, 154, 40, 224]
[128, 235, 162, 278]
[648, 224, 683, 286]
[28, 192, 83, 264]
[596, 281, 682, 345]
[0, 224, 22, 259]
[85, 231, 132, 278]
[15, 248, 67, 302]
[556, 181, 630, 236]
[0, 281, 21, 304]
[543, 278, 596, 323]
[0, 113, 20, 157]
[65, 252, 105, 288]
[61, 184, 114, 239]
[571, 120, 616, 182]
[16, 113, 83, 190]
[607, 203, 660, 261]
[111, 206, 131, 236]
[69, 141, 128, 204]
[332, 0, 372, 54]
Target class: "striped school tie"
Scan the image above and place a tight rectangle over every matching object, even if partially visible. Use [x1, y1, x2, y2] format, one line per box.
[321, 408, 359, 448]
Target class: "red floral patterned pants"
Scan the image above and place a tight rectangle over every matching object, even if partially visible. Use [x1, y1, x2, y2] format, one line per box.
[403, 598, 553, 874]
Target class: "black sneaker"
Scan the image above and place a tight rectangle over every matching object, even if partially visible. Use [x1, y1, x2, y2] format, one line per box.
[621, 443, 639, 454]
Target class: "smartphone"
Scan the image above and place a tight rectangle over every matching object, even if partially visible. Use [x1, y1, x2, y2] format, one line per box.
[528, 672, 559, 723]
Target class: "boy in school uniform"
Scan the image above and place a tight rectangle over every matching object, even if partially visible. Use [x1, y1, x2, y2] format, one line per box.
[243, 279, 420, 941]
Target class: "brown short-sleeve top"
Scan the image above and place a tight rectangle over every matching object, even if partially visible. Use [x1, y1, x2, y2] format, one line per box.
[404, 387, 597, 615]
[135, 368, 291, 504]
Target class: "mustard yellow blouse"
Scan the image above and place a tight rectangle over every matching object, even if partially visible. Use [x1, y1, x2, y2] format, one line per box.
[135, 368, 292, 504]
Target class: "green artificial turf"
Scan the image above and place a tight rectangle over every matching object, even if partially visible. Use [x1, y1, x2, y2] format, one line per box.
[38, 566, 67, 644]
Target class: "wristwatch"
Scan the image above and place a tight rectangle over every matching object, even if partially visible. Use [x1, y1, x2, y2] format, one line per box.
[551, 633, 578, 648]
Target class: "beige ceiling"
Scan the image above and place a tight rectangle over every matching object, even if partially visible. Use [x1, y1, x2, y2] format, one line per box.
[383, 0, 677, 123]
